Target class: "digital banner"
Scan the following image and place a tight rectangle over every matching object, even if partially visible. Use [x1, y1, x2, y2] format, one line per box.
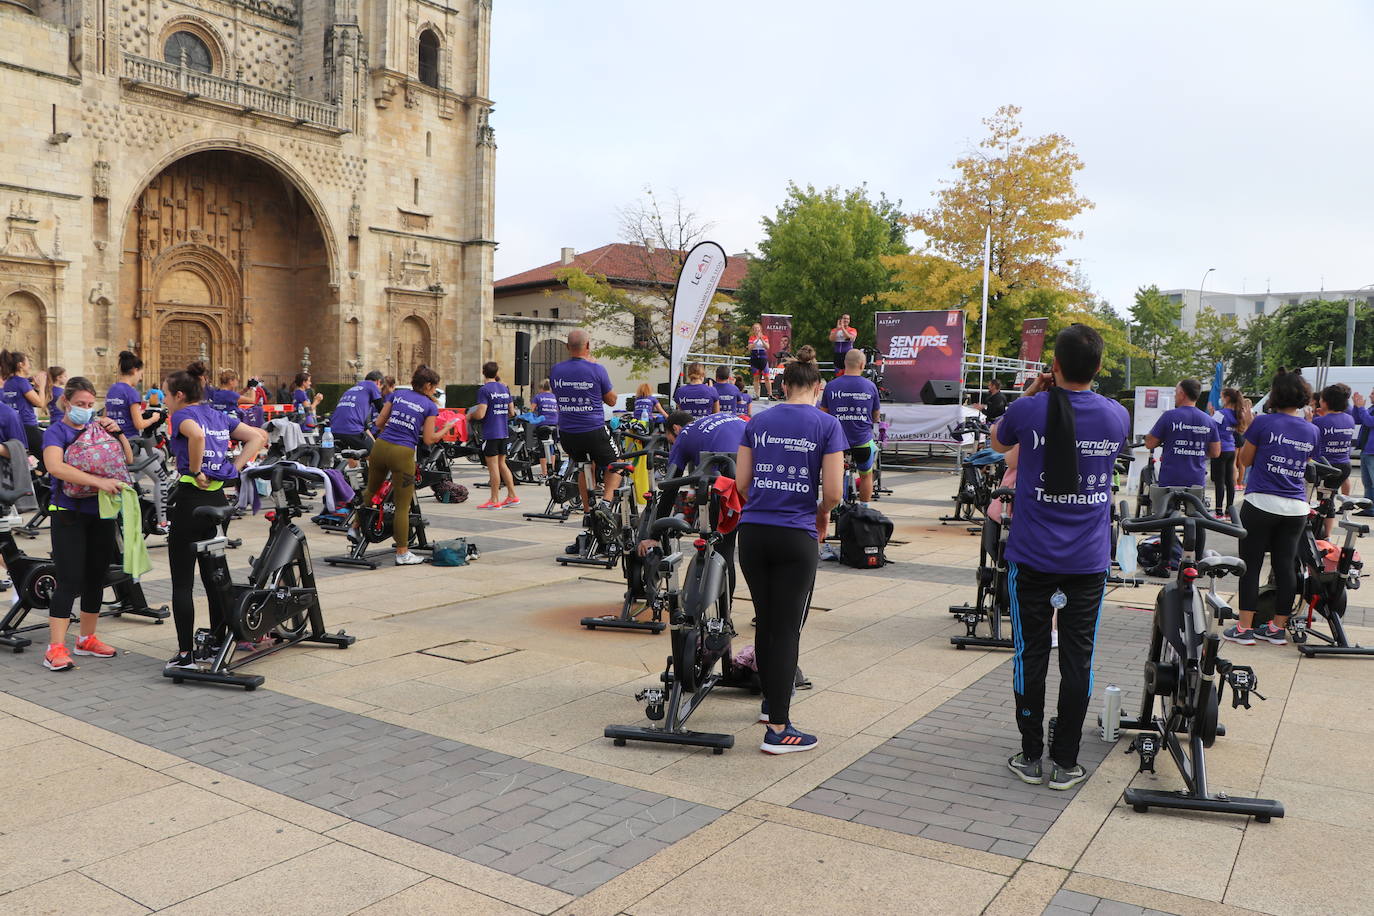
[669, 241, 727, 387]
[1133, 385, 1174, 438]
[874, 309, 965, 404]
[761, 314, 793, 366]
[1019, 317, 1048, 364]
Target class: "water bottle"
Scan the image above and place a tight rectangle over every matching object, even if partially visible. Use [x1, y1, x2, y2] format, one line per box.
[319, 426, 334, 467]
[1101, 684, 1122, 741]
[1117, 532, 1138, 575]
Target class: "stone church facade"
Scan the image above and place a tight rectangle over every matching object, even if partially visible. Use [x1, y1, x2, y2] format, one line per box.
[0, 0, 494, 391]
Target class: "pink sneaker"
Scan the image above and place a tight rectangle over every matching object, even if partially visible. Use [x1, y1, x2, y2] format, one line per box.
[477, 500, 501, 510]
[501, 496, 521, 507]
[74, 634, 117, 657]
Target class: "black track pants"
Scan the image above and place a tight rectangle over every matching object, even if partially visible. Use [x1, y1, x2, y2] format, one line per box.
[168, 484, 227, 651]
[1212, 454, 1236, 513]
[48, 511, 116, 619]
[1237, 501, 1305, 618]
[738, 523, 815, 725]
[1008, 562, 1107, 768]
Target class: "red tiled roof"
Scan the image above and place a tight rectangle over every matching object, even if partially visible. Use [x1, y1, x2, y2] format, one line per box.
[494, 243, 748, 294]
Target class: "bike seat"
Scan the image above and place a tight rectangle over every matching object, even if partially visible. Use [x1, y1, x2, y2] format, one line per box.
[1197, 554, 1246, 577]
[1341, 496, 1373, 511]
[339, 449, 368, 460]
[192, 504, 239, 524]
[1339, 519, 1371, 536]
[607, 461, 636, 474]
[649, 516, 694, 539]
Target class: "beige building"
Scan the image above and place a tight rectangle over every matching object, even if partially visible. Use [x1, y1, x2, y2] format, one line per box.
[0, 0, 494, 392]
[492, 243, 748, 402]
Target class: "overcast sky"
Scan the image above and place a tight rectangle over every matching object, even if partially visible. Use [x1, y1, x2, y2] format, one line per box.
[491, 0, 1374, 314]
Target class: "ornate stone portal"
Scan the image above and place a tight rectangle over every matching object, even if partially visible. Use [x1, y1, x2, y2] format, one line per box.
[0, 201, 64, 370]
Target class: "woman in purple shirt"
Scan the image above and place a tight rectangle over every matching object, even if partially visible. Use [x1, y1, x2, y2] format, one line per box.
[162, 362, 268, 671]
[673, 364, 720, 418]
[106, 351, 158, 441]
[1225, 371, 1319, 647]
[735, 347, 845, 755]
[359, 365, 460, 565]
[38, 377, 134, 672]
[473, 361, 518, 510]
[1, 350, 47, 462]
[291, 372, 323, 428]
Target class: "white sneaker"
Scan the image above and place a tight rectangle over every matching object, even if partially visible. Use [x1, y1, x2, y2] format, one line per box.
[818, 543, 838, 561]
[395, 552, 425, 566]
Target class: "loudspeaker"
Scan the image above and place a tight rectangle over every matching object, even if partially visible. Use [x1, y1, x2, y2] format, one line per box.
[514, 331, 530, 386]
[921, 379, 960, 405]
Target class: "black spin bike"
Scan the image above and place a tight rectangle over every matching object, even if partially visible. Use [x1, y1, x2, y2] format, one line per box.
[1115, 489, 1282, 821]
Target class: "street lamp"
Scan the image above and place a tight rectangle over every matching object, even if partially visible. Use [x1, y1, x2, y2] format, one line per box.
[1198, 267, 1217, 322]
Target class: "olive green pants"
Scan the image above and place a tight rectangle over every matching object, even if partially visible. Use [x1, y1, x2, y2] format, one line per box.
[363, 438, 416, 549]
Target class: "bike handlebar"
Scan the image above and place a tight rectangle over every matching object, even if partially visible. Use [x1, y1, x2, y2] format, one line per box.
[1121, 489, 1246, 539]
[657, 453, 737, 492]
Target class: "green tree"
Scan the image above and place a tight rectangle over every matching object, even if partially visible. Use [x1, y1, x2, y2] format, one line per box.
[555, 189, 733, 375]
[1128, 285, 1183, 386]
[735, 182, 909, 352]
[1163, 306, 1240, 385]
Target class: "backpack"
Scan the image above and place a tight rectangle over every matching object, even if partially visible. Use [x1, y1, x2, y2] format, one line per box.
[836, 505, 893, 569]
[62, 423, 132, 499]
[432, 537, 480, 567]
[433, 480, 468, 504]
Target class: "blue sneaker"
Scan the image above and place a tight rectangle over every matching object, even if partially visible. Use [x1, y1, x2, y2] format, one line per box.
[761, 723, 818, 755]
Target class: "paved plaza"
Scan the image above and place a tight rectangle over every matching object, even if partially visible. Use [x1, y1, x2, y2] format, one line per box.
[0, 462, 1370, 915]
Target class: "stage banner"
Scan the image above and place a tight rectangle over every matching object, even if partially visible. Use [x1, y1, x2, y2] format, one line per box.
[761, 314, 793, 366]
[874, 309, 965, 404]
[669, 241, 728, 387]
[880, 404, 969, 444]
[1019, 317, 1049, 364]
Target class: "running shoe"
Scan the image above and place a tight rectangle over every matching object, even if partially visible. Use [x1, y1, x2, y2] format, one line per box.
[74, 634, 116, 657]
[1048, 761, 1088, 791]
[1222, 625, 1256, 646]
[165, 651, 197, 670]
[760, 723, 817, 755]
[501, 496, 521, 507]
[1007, 753, 1043, 785]
[818, 543, 838, 562]
[395, 551, 425, 566]
[476, 500, 501, 510]
[43, 644, 74, 671]
[1254, 623, 1288, 645]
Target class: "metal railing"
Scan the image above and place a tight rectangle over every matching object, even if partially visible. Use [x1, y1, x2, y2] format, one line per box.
[122, 53, 340, 129]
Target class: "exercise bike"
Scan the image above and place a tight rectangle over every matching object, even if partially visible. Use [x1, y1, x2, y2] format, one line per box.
[1115, 489, 1283, 821]
[561, 456, 648, 571]
[1273, 460, 1374, 657]
[165, 462, 354, 690]
[941, 419, 1004, 531]
[524, 439, 583, 523]
[949, 486, 1016, 650]
[605, 454, 755, 752]
[324, 449, 433, 569]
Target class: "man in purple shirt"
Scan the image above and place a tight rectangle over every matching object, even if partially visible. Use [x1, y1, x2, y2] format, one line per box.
[820, 349, 881, 505]
[548, 330, 620, 506]
[991, 323, 1129, 792]
[1144, 378, 1221, 573]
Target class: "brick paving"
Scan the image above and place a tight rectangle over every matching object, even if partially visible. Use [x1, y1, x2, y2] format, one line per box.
[1044, 889, 1180, 916]
[0, 651, 722, 897]
[792, 597, 1154, 857]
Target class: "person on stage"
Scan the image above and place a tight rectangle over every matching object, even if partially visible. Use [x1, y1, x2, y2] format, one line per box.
[829, 314, 858, 373]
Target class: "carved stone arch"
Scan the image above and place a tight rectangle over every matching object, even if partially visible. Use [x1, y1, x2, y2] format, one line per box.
[0, 289, 49, 370]
[149, 243, 238, 381]
[396, 314, 431, 375]
[158, 16, 229, 76]
[416, 23, 443, 89]
[118, 139, 341, 288]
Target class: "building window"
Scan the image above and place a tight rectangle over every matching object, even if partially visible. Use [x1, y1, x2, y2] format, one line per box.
[418, 30, 440, 88]
[551, 307, 559, 319]
[426, 132, 432, 157]
[1255, 301, 1264, 315]
[1168, 293, 1182, 303]
[164, 31, 213, 73]
[633, 314, 651, 348]
[717, 316, 732, 350]
[1288, 298, 1299, 306]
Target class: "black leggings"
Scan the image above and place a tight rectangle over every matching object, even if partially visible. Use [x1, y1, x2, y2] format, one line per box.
[738, 523, 816, 725]
[1211, 453, 1235, 512]
[1237, 501, 1306, 618]
[168, 483, 228, 651]
[25, 424, 44, 472]
[48, 511, 116, 619]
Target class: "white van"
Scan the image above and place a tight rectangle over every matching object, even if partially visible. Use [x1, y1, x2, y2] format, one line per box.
[1248, 365, 1374, 414]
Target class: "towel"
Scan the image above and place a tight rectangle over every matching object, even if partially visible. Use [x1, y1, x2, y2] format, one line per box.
[98, 485, 150, 578]
[632, 454, 652, 503]
[1043, 387, 1080, 496]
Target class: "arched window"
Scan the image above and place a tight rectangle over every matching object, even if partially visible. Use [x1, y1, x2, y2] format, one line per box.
[164, 31, 213, 73]
[418, 30, 440, 88]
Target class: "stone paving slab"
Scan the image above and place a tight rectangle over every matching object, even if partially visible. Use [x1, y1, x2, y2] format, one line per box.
[0, 650, 722, 897]
[1045, 888, 1181, 916]
[792, 598, 1154, 855]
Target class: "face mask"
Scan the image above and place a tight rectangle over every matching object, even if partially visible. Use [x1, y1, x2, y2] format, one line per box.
[67, 405, 95, 426]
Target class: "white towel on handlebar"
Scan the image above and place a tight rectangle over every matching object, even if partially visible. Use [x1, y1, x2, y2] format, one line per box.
[236, 461, 342, 514]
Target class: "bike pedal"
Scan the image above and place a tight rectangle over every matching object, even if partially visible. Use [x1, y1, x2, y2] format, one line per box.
[1126, 734, 1158, 774]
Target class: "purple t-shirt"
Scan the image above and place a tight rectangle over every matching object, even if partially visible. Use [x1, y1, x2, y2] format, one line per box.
[1149, 405, 1219, 487]
[3, 376, 36, 428]
[713, 382, 742, 415]
[821, 373, 880, 448]
[1244, 413, 1317, 500]
[633, 396, 659, 422]
[104, 381, 143, 438]
[739, 404, 847, 537]
[206, 386, 243, 420]
[43, 421, 100, 514]
[169, 403, 237, 481]
[378, 388, 437, 449]
[532, 391, 559, 426]
[1313, 411, 1355, 466]
[331, 380, 381, 436]
[668, 412, 746, 471]
[0, 402, 25, 445]
[736, 390, 752, 416]
[1212, 407, 1238, 452]
[995, 389, 1130, 575]
[478, 381, 512, 440]
[47, 394, 64, 425]
[674, 383, 719, 418]
[550, 358, 613, 433]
